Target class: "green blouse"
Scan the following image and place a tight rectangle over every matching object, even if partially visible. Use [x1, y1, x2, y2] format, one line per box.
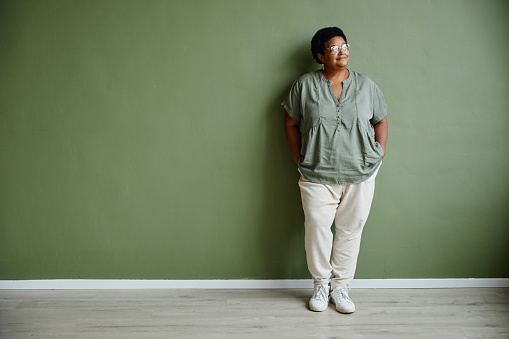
[282, 69, 387, 185]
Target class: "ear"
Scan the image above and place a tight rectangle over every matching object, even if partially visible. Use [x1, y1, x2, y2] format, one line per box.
[318, 53, 325, 63]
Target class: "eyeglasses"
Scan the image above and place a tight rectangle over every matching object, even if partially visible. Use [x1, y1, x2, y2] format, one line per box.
[326, 44, 350, 54]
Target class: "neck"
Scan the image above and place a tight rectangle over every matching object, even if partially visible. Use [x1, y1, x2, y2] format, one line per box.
[322, 67, 349, 82]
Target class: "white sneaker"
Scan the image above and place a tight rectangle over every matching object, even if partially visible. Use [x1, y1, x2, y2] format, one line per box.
[309, 284, 330, 312]
[330, 286, 355, 314]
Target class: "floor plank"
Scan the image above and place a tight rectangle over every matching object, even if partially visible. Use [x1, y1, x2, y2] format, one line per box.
[1, 288, 508, 338]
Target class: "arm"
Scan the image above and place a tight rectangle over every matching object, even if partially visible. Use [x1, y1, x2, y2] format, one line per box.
[284, 111, 301, 164]
[374, 116, 388, 159]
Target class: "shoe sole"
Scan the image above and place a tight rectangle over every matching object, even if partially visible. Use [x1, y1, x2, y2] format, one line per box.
[309, 304, 328, 312]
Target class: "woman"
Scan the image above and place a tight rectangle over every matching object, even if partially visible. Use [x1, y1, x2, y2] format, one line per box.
[282, 27, 388, 314]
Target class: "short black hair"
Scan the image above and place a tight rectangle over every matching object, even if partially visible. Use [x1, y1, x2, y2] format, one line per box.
[311, 27, 348, 64]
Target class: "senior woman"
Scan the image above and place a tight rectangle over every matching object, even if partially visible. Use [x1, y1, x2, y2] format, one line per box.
[282, 27, 388, 314]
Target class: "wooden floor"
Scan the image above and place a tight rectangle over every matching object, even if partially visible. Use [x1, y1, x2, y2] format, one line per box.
[1, 288, 508, 338]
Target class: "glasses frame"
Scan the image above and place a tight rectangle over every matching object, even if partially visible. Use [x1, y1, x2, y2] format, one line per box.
[325, 44, 350, 54]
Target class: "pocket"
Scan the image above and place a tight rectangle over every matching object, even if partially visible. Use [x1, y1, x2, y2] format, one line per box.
[362, 126, 384, 164]
[297, 167, 312, 184]
[364, 161, 382, 184]
[298, 173, 311, 183]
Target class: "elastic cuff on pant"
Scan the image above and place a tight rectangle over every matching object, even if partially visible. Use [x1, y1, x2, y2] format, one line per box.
[331, 282, 349, 290]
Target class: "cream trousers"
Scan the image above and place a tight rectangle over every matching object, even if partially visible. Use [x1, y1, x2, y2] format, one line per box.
[298, 165, 380, 289]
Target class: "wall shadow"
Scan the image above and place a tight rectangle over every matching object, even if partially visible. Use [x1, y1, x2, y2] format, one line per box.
[257, 43, 318, 280]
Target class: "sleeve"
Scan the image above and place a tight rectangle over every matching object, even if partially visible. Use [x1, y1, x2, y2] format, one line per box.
[370, 82, 387, 125]
[281, 79, 302, 122]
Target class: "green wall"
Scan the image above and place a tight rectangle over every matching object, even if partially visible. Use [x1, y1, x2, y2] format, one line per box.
[1, 0, 508, 280]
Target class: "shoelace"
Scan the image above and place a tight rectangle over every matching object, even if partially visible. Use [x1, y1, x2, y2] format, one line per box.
[312, 284, 329, 302]
[333, 287, 352, 302]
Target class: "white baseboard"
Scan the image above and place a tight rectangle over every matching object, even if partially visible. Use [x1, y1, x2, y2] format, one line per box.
[0, 278, 508, 290]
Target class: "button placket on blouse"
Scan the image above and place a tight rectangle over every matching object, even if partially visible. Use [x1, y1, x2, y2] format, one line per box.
[325, 80, 342, 130]
[336, 102, 341, 130]
[333, 83, 342, 131]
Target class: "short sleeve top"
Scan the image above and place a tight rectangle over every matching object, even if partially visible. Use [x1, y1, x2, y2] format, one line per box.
[281, 69, 387, 185]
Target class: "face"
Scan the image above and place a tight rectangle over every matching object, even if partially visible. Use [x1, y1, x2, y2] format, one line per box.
[318, 36, 349, 69]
